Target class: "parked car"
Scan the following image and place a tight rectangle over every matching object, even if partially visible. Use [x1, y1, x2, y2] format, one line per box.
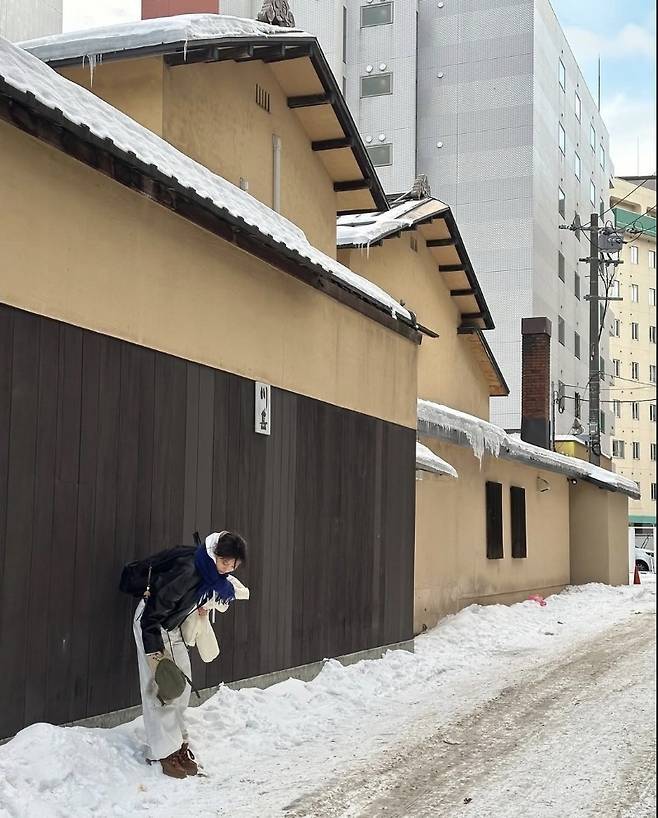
[635, 545, 655, 573]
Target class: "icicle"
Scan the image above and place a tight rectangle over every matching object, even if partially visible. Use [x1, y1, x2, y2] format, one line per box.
[183, 36, 188, 61]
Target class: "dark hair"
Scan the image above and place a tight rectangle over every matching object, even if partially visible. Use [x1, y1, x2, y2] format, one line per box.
[214, 531, 247, 565]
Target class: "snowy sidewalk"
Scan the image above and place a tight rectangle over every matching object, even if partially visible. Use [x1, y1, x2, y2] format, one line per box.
[0, 582, 655, 818]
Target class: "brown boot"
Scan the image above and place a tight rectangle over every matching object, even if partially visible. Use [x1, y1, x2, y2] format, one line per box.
[177, 742, 198, 776]
[159, 750, 188, 779]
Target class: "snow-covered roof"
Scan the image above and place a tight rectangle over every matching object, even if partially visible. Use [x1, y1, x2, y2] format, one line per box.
[337, 199, 449, 249]
[0, 35, 411, 326]
[417, 400, 640, 498]
[416, 442, 458, 478]
[19, 14, 307, 64]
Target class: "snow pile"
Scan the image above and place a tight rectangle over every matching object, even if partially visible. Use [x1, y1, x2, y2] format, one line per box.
[0, 583, 653, 817]
[418, 399, 641, 497]
[337, 198, 449, 249]
[0, 37, 410, 323]
[19, 14, 307, 63]
[416, 441, 458, 478]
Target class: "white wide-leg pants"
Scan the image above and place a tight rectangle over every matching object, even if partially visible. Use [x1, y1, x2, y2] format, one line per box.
[133, 600, 192, 760]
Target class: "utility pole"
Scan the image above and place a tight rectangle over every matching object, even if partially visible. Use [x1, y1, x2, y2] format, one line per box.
[588, 213, 601, 466]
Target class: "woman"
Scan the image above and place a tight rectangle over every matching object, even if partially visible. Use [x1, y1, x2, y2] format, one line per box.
[133, 530, 247, 778]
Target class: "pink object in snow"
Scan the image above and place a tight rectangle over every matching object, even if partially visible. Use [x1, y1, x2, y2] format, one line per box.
[528, 594, 547, 607]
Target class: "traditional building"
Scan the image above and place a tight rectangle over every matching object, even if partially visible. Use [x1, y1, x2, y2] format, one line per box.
[0, 15, 422, 740]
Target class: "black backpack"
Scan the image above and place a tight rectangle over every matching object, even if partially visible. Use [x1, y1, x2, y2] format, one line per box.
[119, 535, 201, 599]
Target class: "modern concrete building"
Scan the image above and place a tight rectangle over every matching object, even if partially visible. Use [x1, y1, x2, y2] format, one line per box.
[609, 176, 657, 549]
[222, 0, 614, 448]
[0, 0, 61, 41]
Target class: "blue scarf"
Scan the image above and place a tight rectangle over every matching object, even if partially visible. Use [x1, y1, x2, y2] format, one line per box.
[194, 544, 236, 605]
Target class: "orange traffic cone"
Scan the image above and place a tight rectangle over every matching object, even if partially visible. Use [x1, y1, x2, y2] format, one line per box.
[634, 564, 641, 585]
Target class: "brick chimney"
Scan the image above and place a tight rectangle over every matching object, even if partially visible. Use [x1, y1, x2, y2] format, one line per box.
[521, 317, 552, 449]
[142, 0, 219, 19]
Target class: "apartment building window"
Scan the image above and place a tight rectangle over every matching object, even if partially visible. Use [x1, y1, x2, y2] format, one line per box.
[366, 144, 393, 166]
[613, 399, 621, 418]
[649, 249, 656, 269]
[600, 198, 605, 218]
[600, 411, 606, 435]
[632, 402, 640, 420]
[631, 322, 639, 340]
[630, 245, 639, 264]
[590, 123, 596, 150]
[613, 318, 621, 336]
[631, 361, 640, 380]
[613, 358, 621, 376]
[574, 152, 581, 180]
[360, 2, 393, 27]
[588, 181, 596, 207]
[651, 443, 657, 462]
[599, 143, 605, 170]
[652, 483, 657, 502]
[485, 481, 504, 560]
[650, 325, 657, 344]
[575, 271, 581, 299]
[610, 279, 621, 298]
[575, 91, 581, 121]
[558, 187, 566, 217]
[558, 315, 565, 345]
[574, 331, 581, 359]
[650, 288, 656, 306]
[651, 404, 657, 422]
[360, 73, 392, 97]
[559, 123, 566, 155]
[574, 392, 582, 419]
[559, 59, 566, 90]
[558, 251, 565, 281]
[632, 442, 641, 460]
[510, 486, 527, 559]
[650, 364, 657, 383]
[612, 440, 625, 459]
[631, 284, 639, 302]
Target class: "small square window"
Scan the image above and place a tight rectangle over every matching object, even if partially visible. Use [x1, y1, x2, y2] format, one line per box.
[613, 358, 621, 376]
[630, 245, 639, 264]
[574, 271, 581, 300]
[559, 123, 566, 154]
[613, 319, 620, 337]
[631, 284, 639, 302]
[558, 315, 565, 345]
[649, 250, 656, 269]
[613, 399, 621, 418]
[360, 2, 393, 27]
[632, 442, 641, 460]
[610, 279, 620, 298]
[575, 91, 581, 121]
[651, 443, 657, 461]
[631, 362, 640, 380]
[632, 402, 640, 420]
[599, 143, 605, 169]
[558, 251, 565, 281]
[559, 59, 566, 90]
[650, 325, 657, 344]
[613, 440, 625, 459]
[650, 288, 656, 306]
[651, 404, 657, 422]
[600, 410, 606, 435]
[558, 187, 566, 217]
[590, 180, 596, 206]
[366, 143, 393, 166]
[590, 124, 596, 150]
[574, 152, 581, 180]
[650, 365, 657, 384]
[360, 73, 392, 97]
[631, 322, 639, 340]
[574, 331, 581, 359]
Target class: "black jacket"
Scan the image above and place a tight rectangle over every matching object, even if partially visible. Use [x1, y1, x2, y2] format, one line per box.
[139, 546, 203, 654]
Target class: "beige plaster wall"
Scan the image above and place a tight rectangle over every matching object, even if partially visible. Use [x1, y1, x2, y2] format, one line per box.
[163, 60, 339, 258]
[342, 237, 491, 420]
[414, 438, 571, 633]
[0, 121, 416, 429]
[569, 482, 630, 586]
[60, 57, 165, 136]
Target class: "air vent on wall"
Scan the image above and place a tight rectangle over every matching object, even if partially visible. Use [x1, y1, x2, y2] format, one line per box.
[256, 84, 271, 113]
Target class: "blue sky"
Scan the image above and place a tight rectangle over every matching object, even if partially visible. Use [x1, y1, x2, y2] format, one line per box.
[63, 0, 656, 175]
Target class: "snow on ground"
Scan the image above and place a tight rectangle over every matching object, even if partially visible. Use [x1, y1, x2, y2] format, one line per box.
[0, 582, 654, 818]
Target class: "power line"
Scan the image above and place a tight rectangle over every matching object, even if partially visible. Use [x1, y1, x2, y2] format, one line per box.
[600, 175, 655, 219]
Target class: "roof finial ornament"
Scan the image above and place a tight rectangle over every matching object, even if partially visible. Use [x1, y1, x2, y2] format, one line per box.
[257, 0, 296, 27]
[408, 174, 431, 200]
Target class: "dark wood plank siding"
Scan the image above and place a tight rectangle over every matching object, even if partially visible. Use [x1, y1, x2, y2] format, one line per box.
[0, 303, 416, 738]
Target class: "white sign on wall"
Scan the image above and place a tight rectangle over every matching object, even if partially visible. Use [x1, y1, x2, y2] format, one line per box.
[255, 382, 271, 436]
